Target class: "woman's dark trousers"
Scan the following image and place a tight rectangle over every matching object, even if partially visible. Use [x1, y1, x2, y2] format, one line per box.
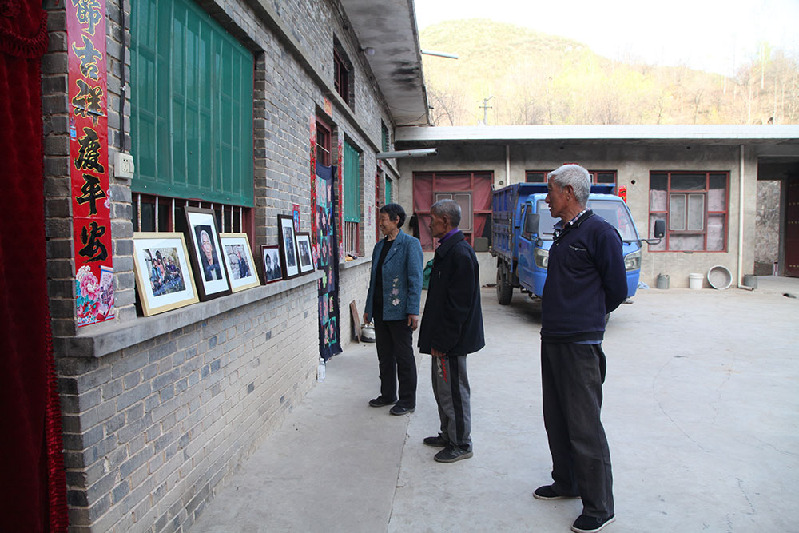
[374, 318, 416, 408]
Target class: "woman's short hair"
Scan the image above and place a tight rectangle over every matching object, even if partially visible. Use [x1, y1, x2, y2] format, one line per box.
[430, 199, 461, 227]
[548, 164, 591, 206]
[380, 203, 406, 228]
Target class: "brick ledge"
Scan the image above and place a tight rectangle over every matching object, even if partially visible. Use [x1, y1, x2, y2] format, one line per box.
[56, 271, 323, 359]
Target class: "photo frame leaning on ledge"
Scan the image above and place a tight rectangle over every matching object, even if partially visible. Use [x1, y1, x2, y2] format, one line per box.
[184, 207, 231, 300]
[296, 232, 314, 274]
[132, 232, 199, 316]
[278, 214, 299, 279]
[220, 233, 260, 292]
[261, 245, 283, 284]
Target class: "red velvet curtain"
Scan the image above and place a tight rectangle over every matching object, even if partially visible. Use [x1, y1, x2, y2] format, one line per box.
[0, 0, 68, 530]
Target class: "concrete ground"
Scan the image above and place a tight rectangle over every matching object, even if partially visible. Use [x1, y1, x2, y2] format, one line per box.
[192, 276, 799, 533]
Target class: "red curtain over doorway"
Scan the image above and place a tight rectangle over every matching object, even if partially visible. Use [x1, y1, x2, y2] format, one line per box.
[0, 1, 68, 530]
[412, 171, 493, 250]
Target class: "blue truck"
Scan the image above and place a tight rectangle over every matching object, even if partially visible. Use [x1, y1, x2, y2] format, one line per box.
[491, 183, 664, 305]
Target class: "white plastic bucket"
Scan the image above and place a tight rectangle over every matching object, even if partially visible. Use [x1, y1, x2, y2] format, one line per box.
[689, 273, 703, 290]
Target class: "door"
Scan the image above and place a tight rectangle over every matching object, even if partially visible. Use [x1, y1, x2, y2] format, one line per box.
[517, 203, 536, 292]
[786, 178, 799, 277]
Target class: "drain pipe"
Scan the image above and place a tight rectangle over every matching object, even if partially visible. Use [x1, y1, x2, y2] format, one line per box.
[737, 145, 745, 287]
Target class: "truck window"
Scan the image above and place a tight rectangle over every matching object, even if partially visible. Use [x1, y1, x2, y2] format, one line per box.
[535, 201, 559, 239]
[535, 199, 639, 241]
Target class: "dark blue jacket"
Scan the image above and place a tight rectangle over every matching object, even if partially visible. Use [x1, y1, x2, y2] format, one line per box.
[541, 210, 627, 343]
[364, 230, 424, 322]
[418, 231, 485, 356]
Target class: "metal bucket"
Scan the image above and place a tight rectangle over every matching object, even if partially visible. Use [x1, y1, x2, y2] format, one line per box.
[361, 323, 376, 343]
[707, 266, 732, 290]
[656, 273, 670, 289]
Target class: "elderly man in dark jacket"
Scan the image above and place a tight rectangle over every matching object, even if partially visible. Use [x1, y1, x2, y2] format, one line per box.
[533, 164, 627, 533]
[418, 199, 484, 463]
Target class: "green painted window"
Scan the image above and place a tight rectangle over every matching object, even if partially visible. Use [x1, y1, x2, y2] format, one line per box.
[131, 0, 254, 206]
[381, 122, 389, 152]
[385, 177, 392, 204]
[343, 140, 361, 222]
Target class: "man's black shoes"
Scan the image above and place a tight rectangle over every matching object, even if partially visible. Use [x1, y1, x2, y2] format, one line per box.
[433, 445, 473, 463]
[533, 485, 580, 500]
[368, 396, 396, 408]
[389, 404, 415, 416]
[571, 514, 615, 533]
[422, 435, 448, 447]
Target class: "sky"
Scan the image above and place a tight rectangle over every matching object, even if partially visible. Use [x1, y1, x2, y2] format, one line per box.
[413, 0, 799, 76]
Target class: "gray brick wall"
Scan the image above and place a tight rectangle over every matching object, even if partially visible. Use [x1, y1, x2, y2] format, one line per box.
[45, 0, 398, 529]
[337, 260, 371, 349]
[755, 180, 781, 274]
[58, 282, 319, 531]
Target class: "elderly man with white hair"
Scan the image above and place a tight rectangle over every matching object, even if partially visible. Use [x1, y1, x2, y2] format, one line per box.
[533, 164, 627, 533]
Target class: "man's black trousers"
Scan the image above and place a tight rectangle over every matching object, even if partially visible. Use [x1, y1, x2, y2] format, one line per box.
[541, 341, 614, 521]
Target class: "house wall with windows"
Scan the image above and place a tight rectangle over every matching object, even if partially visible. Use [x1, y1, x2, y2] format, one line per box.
[41, 0, 408, 529]
[395, 135, 798, 289]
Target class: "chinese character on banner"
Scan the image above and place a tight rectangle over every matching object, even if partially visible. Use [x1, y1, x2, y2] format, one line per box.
[68, 0, 114, 326]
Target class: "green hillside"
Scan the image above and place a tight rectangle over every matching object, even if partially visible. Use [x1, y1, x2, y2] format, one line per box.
[420, 19, 799, 126]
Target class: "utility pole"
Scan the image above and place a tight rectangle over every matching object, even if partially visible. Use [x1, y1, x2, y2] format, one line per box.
[480, 96, 493, 125]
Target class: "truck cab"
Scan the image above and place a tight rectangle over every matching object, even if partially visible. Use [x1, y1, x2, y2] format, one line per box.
[492, 183, 664, 305]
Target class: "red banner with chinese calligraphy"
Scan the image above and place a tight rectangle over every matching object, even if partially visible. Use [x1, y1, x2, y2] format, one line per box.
[67, 0, 114, 326]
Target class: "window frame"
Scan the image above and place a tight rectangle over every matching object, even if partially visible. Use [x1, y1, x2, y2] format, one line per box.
[526, 169, 617, 186]
[333, 42, 353, 107]
[381, 122, 390, 152]
[434, 192, 473, 232]
[316, 119, 332, 167]
[130, 0, 254, 207]
[649, 171, 729, 253]
[132, 193, 252, 239]
[342, 139, 362, 256]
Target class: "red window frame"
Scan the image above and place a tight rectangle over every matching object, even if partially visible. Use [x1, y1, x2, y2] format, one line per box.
[648, 171, 729, 253]
[526, 169, 617, 186]
[132, 193, 253, 240]
[316, 119, 332, 167]
[333, 49, 350, 105]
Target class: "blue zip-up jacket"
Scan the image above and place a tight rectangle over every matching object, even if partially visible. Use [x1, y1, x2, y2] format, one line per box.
[541, 210, 627, 343]
[364, 229, 424, 322]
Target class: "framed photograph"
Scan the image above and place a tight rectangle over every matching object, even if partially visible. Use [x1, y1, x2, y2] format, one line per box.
[278, 214, 300, 279]
[220, 233, 260, 292]
[132, 232, 199, 316]
[184, 207, 231, 299]
[296, 232, 314, 274]
[261, 245, 283, 283]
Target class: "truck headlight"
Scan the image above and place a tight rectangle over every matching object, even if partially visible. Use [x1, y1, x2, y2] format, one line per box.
[624, 250, 641, 271]
[534, 248, 549, 269]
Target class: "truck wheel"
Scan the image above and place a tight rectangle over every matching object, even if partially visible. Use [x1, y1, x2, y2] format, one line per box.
[497, 264, 513, 305]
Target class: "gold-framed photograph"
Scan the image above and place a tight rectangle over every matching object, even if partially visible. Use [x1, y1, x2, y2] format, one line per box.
[132, 232, 199, 316]
[220, 233, 260, 292]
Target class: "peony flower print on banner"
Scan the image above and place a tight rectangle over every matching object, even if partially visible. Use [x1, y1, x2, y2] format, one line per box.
[76, 264, 115, 326]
